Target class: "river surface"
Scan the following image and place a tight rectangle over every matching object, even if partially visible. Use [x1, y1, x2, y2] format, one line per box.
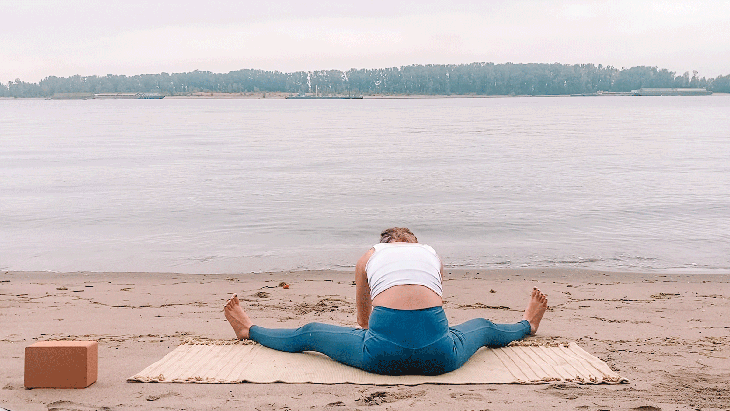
[1, 96, 729, 274]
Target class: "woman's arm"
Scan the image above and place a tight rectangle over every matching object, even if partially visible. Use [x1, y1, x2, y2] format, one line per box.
[355, 248, 374, 329]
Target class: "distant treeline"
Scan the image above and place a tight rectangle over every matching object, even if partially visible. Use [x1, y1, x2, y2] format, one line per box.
[3, 63, 730, 98]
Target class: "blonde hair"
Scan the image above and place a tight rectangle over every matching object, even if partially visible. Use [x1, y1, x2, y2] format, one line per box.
[380, 227, 418, 243]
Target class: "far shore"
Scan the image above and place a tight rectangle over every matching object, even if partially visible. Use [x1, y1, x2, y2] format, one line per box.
[1, 268, 728, 410]
[3, 92, 729, 101]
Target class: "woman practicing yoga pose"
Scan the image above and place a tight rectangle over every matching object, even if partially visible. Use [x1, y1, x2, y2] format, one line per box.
[224, 227, 548, 375]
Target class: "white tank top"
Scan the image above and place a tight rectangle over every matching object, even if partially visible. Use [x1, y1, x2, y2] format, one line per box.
[365, 243, 443, 299]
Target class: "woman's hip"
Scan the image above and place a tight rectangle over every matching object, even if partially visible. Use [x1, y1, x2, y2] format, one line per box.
[367, 305, 450, 349]
[362, 332, 459, 375]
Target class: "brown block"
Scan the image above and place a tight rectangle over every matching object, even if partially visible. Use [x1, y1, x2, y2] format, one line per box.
[24, 341, 98, 389]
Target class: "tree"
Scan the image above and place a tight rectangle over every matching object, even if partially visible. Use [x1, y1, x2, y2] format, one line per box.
[709, 75, 730, 93]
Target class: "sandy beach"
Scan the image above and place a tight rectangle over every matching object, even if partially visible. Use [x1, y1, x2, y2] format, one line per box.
[1, 269, 728, 410]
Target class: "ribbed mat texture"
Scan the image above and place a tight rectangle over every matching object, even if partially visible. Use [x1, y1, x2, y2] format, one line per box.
[128, 341, 626, 385]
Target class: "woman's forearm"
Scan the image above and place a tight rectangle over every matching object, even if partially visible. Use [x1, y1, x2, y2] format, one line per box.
[355, 249, 374, 329]
[357, 301, 371, 329]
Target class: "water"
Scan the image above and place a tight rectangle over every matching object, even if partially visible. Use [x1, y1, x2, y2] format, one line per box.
[1, 96, 729, 274]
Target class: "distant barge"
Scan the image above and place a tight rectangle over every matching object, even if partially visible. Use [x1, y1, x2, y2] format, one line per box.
[286, 95, 363, 99]
[631, 88, 711, 96]
[50, 93, 165, 100]
[94, 93, 165, 99]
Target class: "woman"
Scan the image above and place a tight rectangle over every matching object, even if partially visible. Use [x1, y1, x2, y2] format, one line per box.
[224, 227, 548, 375]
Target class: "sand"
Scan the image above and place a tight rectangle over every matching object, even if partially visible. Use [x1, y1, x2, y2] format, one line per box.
[1, 269, 728, 411]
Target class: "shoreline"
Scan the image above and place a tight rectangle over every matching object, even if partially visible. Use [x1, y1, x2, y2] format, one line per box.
[2, 268, 728, 410]
[5, 264, 729, 276]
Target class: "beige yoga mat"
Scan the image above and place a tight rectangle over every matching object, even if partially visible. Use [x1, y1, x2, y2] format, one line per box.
[128, 340, 626, 385]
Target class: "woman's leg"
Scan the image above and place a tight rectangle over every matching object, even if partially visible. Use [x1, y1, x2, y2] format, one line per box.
[446, 288, 548, 371]
[249, 323, 368, 370]
[224, 294, 368, 370]
[449, 319, 530, 355]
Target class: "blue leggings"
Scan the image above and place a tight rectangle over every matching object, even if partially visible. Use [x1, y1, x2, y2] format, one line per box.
[249, 306, 530, 375]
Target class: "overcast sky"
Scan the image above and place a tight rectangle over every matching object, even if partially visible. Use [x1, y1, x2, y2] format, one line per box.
[3, 0, 729, 83]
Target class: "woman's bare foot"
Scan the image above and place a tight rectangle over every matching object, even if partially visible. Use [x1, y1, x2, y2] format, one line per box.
[523, 287, 548, 335]
[224, 294, 254, 340]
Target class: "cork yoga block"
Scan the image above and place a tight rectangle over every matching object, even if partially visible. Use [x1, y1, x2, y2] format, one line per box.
[24, 341, 98, 389]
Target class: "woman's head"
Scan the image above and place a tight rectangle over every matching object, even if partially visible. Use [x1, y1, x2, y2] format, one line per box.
[380, 227, 418, 243]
